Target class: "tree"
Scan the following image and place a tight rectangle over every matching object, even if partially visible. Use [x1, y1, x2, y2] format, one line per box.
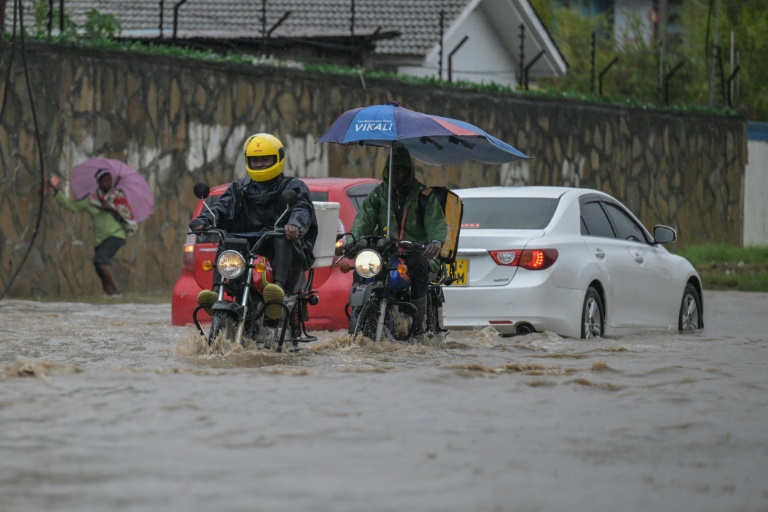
[531, 0, 768, 120]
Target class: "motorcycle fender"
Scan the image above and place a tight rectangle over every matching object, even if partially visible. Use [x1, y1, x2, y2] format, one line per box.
[348, 281, 374, 307]
[211, 300, 245, 318]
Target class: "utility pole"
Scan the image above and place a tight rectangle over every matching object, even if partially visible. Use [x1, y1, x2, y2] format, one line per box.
[709, 0, 721, 106]
[438, 10, 444, 80]
[657, 0, 668, 102]
[1, 0, 6, 42]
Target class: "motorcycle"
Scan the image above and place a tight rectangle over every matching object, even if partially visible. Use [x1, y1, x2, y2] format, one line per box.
[337, 235, 456, 342]
[190, 183, 319, 352]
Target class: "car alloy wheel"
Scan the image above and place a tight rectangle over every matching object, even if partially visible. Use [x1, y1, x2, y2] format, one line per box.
[581, 286, 604, 339]
[679, 283, 702, 331]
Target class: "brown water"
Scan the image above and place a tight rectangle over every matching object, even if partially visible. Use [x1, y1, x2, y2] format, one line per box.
[1, 291, 767, 512]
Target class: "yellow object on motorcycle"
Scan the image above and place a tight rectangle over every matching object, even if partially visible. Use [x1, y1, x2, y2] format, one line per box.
[202, 260, 214, 271]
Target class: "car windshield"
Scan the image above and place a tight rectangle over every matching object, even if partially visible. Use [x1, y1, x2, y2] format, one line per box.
[461, 197, 559, 229]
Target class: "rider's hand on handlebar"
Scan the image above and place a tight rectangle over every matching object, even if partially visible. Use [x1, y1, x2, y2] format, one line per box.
[335, 241, 347, 256]
[192, 224, 209, 231]
[284, 223, 302, 240]
[423, 241, 441, 260]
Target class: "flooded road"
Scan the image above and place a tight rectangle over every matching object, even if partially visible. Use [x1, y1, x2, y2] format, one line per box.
[1, 290, 767, 512]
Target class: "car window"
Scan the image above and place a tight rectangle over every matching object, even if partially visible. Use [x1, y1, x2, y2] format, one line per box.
[310, 191, 329, 202]
[580, 201, 616, 237]
[460, 198, 559, 229]
[602, 202, 650, 243]
[347, 183, 378, 211]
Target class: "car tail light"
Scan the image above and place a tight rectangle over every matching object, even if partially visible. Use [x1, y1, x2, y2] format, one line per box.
[182, 233, 196, 272]
[489, 249, 558, 270]
[489, 250, 521, 266]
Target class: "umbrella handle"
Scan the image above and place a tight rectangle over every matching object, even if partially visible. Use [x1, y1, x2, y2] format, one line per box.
[386, 143, 392, 240]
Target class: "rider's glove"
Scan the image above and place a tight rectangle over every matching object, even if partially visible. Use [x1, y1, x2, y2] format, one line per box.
[423, 241, 441, 260]
[189, 218, 210, 231]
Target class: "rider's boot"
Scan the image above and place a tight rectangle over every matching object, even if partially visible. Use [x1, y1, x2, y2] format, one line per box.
[411, 297, 428, 337]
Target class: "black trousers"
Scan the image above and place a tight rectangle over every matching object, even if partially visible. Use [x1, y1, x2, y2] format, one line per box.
[404, 252, 429, 301]
[258, 237, 306, 293]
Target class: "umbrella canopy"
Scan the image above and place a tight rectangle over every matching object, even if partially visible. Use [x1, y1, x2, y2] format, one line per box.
[318, 101, 529, 239]
[317, 101, 529, 166]
[70, 158, 155, 223]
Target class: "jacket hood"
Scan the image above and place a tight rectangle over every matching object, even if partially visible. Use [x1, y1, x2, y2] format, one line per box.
[381, 142, 414, 182]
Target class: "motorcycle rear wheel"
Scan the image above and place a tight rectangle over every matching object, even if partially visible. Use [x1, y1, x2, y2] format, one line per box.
[208, 311, 238, 346]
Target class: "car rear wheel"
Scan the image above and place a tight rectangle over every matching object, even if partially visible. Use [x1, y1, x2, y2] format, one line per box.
[581, 286, 604, 339]
[678, 283, 702, 331]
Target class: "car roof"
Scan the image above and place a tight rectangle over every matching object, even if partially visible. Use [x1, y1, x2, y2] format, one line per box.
[455, 186, 603, 199]
[207, 177, 380, 196]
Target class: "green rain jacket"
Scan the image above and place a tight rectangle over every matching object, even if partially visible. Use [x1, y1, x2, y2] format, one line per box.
[54, 192, 126, 246]
[350, 175, 447, 247]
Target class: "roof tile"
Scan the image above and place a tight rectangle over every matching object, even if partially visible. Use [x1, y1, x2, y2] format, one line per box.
[18, 0, 469, 56]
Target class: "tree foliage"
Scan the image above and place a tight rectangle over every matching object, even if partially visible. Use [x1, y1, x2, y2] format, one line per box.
[531, 0, 767, 120]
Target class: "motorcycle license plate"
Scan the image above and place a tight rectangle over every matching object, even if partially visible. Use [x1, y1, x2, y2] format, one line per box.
[452, 259, 468, 286]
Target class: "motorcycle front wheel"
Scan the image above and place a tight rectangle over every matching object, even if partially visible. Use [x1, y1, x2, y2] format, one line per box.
[208, 311, 238, 346]
[353, 299, 393, 342]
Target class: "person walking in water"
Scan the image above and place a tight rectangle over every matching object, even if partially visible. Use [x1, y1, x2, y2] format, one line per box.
[45, 169, 128, 297]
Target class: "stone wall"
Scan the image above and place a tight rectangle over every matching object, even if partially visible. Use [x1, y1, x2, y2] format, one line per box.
[0, 43, 747, 298]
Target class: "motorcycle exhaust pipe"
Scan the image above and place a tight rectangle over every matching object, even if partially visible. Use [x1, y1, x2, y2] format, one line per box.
[515, 322, 535, 335]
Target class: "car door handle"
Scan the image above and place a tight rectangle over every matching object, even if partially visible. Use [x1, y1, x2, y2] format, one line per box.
[594, 249, 605, 260]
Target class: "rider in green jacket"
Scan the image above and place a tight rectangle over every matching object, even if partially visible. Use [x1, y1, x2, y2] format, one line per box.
[345, 143, 447, 334]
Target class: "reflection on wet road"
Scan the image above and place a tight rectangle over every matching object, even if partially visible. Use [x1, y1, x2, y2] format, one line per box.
[1, 291, 767, 511]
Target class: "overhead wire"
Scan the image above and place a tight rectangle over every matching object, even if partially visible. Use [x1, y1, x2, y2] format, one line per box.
[0, 0, 49, 301]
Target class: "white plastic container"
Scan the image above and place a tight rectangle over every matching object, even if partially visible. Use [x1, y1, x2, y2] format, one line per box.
[312, 201, 341, 268]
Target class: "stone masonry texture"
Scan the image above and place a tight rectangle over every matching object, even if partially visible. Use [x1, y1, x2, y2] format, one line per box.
[0, 43, 747, 298]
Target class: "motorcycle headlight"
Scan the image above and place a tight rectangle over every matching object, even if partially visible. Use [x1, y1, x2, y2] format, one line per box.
[216, 250, 246, 279]
[355, 249, 383, 278]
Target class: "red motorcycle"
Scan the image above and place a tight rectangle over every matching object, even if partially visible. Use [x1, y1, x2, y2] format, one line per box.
[189, 183, 319, 352]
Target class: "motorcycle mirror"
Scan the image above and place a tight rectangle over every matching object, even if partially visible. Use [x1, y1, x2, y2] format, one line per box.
[281, 189, 299, 207]
[193, 182, 211, 200]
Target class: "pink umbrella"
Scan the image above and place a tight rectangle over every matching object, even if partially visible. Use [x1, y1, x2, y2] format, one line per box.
[70, 158, 155, 223]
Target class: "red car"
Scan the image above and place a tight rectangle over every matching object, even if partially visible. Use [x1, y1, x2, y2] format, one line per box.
[171, 177, 380, 330]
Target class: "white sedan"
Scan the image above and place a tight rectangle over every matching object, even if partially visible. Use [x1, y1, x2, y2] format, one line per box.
[442, 186, 703, 338]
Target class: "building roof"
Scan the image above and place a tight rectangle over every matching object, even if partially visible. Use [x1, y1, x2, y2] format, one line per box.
[10, 0, 566, 81]
[23, 0, 468, 57]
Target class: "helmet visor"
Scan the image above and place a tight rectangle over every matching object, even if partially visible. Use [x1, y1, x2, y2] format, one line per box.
[247, 155, 278, 169]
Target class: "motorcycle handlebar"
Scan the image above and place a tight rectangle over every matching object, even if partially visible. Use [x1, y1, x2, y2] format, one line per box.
[338, 237, 425, 259]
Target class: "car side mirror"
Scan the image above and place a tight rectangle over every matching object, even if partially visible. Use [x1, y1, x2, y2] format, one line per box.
[193, 182, 211, 200]
[653, 225, 677, 244]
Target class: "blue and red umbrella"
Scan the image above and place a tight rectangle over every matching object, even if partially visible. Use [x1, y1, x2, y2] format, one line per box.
[317, 101, 529, 166]
[318, 101, 529, 237]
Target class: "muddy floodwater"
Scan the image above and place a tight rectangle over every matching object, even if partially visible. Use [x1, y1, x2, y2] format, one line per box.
[1, 290, 767, 512]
